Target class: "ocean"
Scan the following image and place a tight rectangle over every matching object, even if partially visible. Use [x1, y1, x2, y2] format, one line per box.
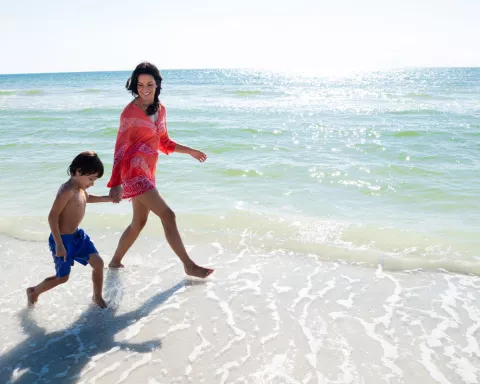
[0, 68, 479, 383]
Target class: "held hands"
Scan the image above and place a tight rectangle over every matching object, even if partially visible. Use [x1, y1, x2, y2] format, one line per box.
[109, 185, 123, 203]
[190, 149, 207, 163]
[56, 243, 67, 262]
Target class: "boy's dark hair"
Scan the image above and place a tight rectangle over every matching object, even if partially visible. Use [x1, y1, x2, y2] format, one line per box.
[126, 61, 163, 116]
[68, 151, 104, 178]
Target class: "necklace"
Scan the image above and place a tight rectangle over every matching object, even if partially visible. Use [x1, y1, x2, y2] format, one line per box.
[139, 100, 151, 113]
[139, 99, 160, 115]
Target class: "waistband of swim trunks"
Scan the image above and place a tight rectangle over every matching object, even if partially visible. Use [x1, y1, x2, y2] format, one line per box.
[50, 228, 83, 239]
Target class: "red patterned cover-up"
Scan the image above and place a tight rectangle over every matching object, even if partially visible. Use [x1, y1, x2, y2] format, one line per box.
[107, 102, 176, 199]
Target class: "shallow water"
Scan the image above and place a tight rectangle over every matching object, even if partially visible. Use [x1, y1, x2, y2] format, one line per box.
[1, 68, 479, 382]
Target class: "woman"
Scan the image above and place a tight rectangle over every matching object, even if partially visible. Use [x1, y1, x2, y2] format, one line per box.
[107, 62, 214, 278]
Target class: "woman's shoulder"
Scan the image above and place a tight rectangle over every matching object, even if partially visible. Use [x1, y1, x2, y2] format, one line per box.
[159, 102, 167, 115]
[121, 102, 137, 118]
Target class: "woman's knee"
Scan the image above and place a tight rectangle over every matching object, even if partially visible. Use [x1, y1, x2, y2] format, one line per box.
[132, 215, 148, 232]
[160, 207, 176, 223]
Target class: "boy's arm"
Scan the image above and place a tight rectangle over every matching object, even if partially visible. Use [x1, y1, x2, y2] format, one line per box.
[87, 193, 113, 203]
[48, 186, 73, 261]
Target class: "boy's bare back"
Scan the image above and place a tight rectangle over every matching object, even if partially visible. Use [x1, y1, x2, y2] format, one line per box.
[52, 181, 88, 234]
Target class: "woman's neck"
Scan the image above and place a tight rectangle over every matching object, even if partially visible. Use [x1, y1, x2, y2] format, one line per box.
[136, 97, 154, 112]
[141, 97, 154, 105]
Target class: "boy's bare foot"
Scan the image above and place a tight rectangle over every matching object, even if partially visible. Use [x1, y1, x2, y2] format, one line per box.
[184, 264, 214, 278]
[108, 262, 124, 268]
[92, 295, 107, 309]
[26, 287, 37, 307]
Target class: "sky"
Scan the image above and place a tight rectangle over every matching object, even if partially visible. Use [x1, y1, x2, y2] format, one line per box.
[0, 0, 479, 74]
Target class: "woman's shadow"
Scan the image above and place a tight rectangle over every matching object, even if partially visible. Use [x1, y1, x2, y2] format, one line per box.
[0, 271, 200, 383]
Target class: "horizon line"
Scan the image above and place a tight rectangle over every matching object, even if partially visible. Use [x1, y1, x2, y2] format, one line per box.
[1, 65, 480, 77]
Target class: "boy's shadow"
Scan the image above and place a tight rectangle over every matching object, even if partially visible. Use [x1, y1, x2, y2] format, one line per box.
[0, 271, 202, 383]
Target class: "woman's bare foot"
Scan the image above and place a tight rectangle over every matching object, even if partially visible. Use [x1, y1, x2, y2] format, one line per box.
[26, 287, 38, 307]
[92, 295, 107, 309]
[184, 264, 214, 278]
[108, 262, 124, 268]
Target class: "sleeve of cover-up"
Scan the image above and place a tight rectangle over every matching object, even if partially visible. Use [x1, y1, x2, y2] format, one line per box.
[107, 114, 130, 187]
[158, 107, 176, 155]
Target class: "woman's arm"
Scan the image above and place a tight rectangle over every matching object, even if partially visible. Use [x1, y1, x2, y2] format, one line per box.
[108, 113, 131, 202]
[107, 117, 129, 188]
[159, 105, 207, 162]
[173, 143, 207, 162]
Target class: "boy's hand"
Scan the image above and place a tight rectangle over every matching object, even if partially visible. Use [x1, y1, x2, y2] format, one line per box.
[190, 149, 207, 163]
[109, 185, 123, 203]
[56, 244, 67, 262]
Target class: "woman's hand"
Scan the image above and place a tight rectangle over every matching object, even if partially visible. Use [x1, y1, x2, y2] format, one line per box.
[109, 185, 124, 203]
[190, 149, 207, 163]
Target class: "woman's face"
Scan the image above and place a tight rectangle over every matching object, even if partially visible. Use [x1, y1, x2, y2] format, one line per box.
[136, 74, 157, 104]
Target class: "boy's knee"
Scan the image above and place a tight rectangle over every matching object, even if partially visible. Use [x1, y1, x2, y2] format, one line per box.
[94, 257, 104, 270]
[89, 254, 104, 270]
[58, 275, 69, 284]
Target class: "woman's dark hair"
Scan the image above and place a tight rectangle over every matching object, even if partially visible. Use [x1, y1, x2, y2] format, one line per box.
[126, 61, 163, 116]
[68, 151, 104, 178]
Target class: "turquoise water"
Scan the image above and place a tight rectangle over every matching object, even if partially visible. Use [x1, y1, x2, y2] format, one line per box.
[0, 68, 479, 273]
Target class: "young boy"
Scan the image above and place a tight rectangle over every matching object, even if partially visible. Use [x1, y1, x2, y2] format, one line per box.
[27, 151, 112, 308]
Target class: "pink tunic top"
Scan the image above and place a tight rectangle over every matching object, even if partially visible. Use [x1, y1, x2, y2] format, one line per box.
[107, 102, 176, 199]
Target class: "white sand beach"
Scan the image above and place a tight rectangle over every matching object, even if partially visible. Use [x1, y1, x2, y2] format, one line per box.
[1, 230, 479, 384]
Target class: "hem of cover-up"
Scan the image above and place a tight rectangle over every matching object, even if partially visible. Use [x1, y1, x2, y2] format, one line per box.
[121, 175, 157, 199]
[122, 184, 156, 199]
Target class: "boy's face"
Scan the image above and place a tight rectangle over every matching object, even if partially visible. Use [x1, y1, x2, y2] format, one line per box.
[75, 171, 99, 189]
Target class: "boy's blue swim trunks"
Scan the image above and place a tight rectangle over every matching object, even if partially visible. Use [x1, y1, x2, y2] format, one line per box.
[49, 229, 98, 278]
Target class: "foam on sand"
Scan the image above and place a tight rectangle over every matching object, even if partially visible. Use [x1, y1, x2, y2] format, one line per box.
[0, 234, 479, 383]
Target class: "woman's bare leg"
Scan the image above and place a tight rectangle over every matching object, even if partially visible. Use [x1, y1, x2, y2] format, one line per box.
[136, 188, 214, 278]
[108, 198, 150, 268]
